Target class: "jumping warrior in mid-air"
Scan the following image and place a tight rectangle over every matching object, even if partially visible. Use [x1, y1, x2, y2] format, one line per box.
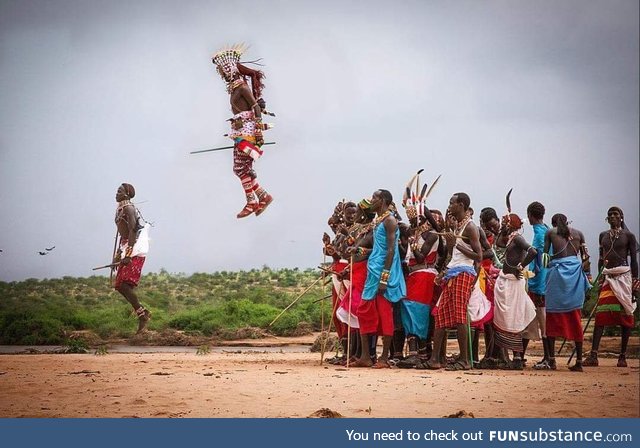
[211, 44, 274, 218]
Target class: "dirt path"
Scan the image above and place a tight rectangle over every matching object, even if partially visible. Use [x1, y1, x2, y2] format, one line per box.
[0, 351, 637, 418]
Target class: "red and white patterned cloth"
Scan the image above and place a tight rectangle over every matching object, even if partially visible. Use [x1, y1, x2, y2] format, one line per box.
[114, 257, 145, 289]
[434, 272, 475, 329]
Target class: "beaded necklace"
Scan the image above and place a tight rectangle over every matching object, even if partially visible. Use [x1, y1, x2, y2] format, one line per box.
[603, 227, 625, 263]
[226, 78, 245, 94]
[374, 210, 391, 227]
[454, 216, 471, 235]
[115, 199, 132, 223]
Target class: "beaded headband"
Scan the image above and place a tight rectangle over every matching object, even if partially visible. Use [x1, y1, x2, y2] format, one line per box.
[211, 43, 247, 77]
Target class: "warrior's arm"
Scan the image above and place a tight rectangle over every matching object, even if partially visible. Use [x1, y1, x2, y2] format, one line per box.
[598, 231, 606, 272]
[416, 231, 438, 263]
[124, 205, 138, 248]
[515, 236, 537, 268]
[543, 229, 552, 255]
[239, 85, 262, 121]
[456, 223, 482, 262]
[383, 217, 398, 271]
[479, 227, 494, 261]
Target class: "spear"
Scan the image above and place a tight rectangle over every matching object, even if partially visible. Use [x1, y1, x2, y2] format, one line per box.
[94, 262, 120, 271]
[109, 227, 119, 286]
[268, 275, 324, 327]
[190, 141, 275, 155]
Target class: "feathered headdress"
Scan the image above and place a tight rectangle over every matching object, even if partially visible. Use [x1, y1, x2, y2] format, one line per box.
[503, 188, 523, 231]
[401, 170, 442, 230]
[212, 43, 265, 99]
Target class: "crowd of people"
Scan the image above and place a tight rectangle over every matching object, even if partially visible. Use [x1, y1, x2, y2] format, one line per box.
[322, 184, 638, 372]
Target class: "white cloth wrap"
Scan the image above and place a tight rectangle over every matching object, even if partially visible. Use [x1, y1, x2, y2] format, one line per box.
[493, 271, 537, 334]
[468, 282, 492, 324]
[603, 266, 636, 315]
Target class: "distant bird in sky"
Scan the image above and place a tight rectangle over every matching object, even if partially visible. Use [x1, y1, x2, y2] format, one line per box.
[38, 251, 47, 256]
[45, 246, 56, 251]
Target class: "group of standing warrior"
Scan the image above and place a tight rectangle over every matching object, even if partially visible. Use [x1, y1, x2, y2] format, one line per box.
[322, 186, 638, 371]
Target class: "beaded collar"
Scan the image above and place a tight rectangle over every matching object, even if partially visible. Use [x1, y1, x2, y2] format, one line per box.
[226, 78, 245, 94]
[374, 210, 391, 227]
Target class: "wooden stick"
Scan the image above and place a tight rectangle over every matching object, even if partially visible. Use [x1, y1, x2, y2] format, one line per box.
[318, 265, 341, 276]
[433, 232, 469, 240]
[109, 227, 119, 287]
[320, 283, 343, 361]
[93, 262, 120, 271]
[190, 141, 275, 155]
[346, 256, 354, 368]
[269, 275, 324, 327]
[319, 254, 327, 365]
[312, 294, 333, 304]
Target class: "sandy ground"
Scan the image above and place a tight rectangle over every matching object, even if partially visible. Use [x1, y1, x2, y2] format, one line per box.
[0, 344, 638, 418]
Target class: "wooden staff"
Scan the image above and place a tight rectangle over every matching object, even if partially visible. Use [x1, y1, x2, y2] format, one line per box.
[109, 227, 119, 287]
[93, 262, 120, 271]
[190, 141, 275, 155]
[269, 275, 324, 327]
[320, 278, 344, 362]
[433, 232, 469, 240]
[319, 254, 327, 365]
[319, 264, 347, 277]
[346, 255, 354, 368]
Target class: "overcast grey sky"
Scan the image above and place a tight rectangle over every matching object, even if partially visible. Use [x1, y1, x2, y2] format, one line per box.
[0, 0, 638, 282]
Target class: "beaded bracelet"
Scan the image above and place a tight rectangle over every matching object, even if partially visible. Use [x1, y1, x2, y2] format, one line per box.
[125, 246, 133, 258]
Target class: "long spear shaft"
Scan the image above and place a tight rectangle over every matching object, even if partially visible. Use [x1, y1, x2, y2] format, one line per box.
[269, 275, 324, 327]
[109, 227, 119, 286]
[190, 141, 275, 155]
[346, 256, 354, 368]
[94, 262, 120, 271]
[320, 254, 327, 365]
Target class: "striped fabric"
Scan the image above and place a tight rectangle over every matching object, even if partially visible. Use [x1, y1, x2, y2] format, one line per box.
[435, 272, 475, 329]
[594, 284, 635, 328]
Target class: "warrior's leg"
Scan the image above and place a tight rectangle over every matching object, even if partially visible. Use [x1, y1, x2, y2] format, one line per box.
[377, 335, 393, 366]
[117, 283, 150, 333]
[471, 328, 480, 363]
[252, 174, 273, 216]
[419, 328, 445, 369]
[618, 326, 631, 367]
[569, 341, 584, 372]
[547, 336, 557, 370]
[117, 282, 141, 310]
[620, 326, 631, 355]
[233, 154, 257, 218]
[352, 333, 374, 367]
[522, 338, 529, 357]
[455, 323, 471, 369]
[584, 326, 604, 366]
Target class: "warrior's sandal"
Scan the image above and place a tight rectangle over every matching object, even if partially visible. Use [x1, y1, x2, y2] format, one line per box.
[568, 363, 584, 372]
[444, 361, 470, 371]
[617, 355, 627, 368]
[371, 360, 391, 369]
[236, 203, 257, 219]
[254, 195, 273, 217]
[136, 309, 151, 334]
[582, 353, 599, 367]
